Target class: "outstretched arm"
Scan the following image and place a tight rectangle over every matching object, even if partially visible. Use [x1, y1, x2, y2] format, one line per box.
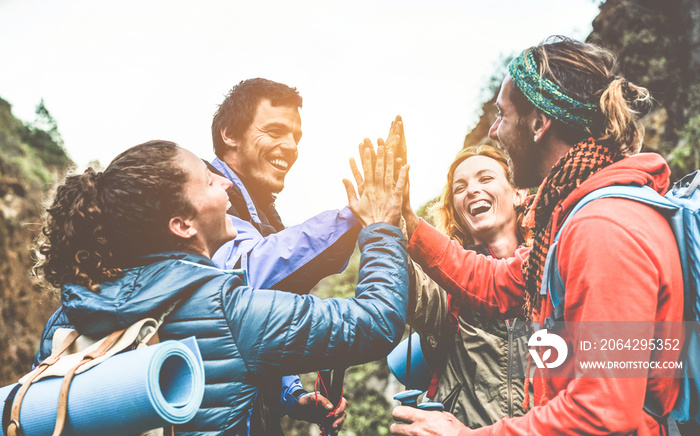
[407, 218, 528, 318]
[213, 210, 359, 291]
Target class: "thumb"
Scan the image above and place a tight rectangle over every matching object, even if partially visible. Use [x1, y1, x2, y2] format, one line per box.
[313, 394, 333, 410]
[342, 179, 358, 206]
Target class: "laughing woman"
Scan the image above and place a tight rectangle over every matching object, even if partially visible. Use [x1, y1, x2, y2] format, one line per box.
[34, 140, 409, 435]
[407, 144, 532, 428]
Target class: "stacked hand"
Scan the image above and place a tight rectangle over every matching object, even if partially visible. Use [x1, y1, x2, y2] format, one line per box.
[381, 116, 419, 235]
[390, 407, 468, 435]
[343, 139, 409, 228]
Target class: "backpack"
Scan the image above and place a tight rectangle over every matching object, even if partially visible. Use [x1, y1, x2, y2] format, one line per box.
[541, 170, 700, 430]
[2, 299, 203, 436]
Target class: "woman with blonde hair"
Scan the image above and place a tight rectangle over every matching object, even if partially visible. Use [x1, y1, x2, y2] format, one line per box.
[407, 143, 531, 428]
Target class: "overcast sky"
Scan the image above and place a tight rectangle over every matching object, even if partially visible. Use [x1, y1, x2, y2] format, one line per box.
[0, 0, 600, 225]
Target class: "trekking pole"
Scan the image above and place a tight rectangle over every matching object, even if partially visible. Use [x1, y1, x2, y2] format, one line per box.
[320, 367, 345, 436]
[405, 327, 412, 390]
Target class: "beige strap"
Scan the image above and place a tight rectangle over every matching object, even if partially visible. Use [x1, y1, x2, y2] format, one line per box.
[51, 328, 126, 436]
[7, 330, 81, 436]
[8, 311, 175, 436]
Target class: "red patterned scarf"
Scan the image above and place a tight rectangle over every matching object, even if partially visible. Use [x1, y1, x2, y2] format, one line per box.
[521, 138, 624, 320]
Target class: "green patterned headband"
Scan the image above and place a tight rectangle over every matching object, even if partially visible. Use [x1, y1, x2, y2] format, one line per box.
[508, 49, 600, 131]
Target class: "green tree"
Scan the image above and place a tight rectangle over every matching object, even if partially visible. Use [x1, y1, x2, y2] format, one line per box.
[17, 99, 71, 172]
[31, 98, 64, 147]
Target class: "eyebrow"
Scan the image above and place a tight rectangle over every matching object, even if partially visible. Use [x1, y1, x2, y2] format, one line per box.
[263, 121, 289, 130]
[452, 169, 496, 185]
[263, 121, 302, 142]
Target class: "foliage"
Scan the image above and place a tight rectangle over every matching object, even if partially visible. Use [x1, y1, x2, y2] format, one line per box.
[0, 95, 70, 385]
[672, 114, 700, 173]
[0, 98, 72, 189]
[589, 0, 700, 181]
[415, 198, 438, 225]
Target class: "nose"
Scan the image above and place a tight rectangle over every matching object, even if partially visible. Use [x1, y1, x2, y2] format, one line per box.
[218, 174, 233, 191]
[279, 134, 298, 153]
[489, 118, 500, 140]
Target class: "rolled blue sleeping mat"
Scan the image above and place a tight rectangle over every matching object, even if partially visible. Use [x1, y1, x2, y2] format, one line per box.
[1, 338, 205, 436]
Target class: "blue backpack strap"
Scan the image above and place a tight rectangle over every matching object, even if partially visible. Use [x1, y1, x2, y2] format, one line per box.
[541, 185, 681, 325]
[665, 170, 700, 319]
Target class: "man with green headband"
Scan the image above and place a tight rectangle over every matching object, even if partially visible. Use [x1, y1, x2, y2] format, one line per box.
[391, 36, 684, 435]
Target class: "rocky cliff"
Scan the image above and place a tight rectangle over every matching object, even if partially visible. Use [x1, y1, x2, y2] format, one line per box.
[0, 97, 72, 385]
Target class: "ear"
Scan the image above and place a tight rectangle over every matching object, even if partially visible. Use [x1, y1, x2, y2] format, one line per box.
[514, 188, 529, 206]
[530, 111, 552, 142]
[169, 216, 198, 240]
[220, 126, 240, 150]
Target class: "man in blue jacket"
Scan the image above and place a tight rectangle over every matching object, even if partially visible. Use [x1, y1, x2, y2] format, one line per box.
[209, 78, 359, 434]
[210, 78, 359, 292]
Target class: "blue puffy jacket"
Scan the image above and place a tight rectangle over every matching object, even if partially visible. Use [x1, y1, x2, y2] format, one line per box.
[35, 223, 408, 435]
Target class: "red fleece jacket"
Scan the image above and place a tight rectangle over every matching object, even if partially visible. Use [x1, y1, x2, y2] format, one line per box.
[408, 153, 683, 436]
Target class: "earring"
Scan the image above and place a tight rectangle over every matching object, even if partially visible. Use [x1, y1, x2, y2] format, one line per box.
[533, 135, 538, 142]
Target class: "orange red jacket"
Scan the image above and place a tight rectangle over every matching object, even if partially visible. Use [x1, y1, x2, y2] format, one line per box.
[408, 153, 683, 436]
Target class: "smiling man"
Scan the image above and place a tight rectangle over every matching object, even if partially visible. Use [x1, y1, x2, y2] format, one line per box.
[209, 78, 359, 293]
[211, 78, 302, 235]
[208, 78, 359, 435]
[392, 37, 684, 436]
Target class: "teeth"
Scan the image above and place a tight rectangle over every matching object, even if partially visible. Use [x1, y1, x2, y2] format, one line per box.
[269, 158, 289, 170]
[469, 200, 492, 216]
[226, 200, 232, 210]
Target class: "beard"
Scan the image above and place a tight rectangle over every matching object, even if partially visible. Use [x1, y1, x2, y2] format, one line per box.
[507, 122, 546, 189]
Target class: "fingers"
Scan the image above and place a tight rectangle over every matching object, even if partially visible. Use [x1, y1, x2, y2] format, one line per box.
[385, 151, 395, 190]
[362, 139, 375, 187]
[315, 393, 333, 410]
[359, 139, 377, 163]
[392, 405, 417, 424]
[375, 144, 385, 187]
[333, 397, 348, 416]
[386, 117, 397, 147]
[349, 157, 364, 196]
[342, 178, 358, 207]
[331, 397, 347, 431]
[389, 422, 411, 436]
[389, 406, 418, 435]
[395, 164, 410, 197]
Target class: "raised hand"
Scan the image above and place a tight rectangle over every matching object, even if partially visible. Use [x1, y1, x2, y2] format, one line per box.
[343, 140, 408, 228]
[384, 115, 407, 181]
[354, 116, 407, 188]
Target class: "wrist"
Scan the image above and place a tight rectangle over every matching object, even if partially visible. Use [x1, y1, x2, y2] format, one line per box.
[286, 388, 310, 417]
[292, 388, 309, 402]
[404, 210, 420, 240]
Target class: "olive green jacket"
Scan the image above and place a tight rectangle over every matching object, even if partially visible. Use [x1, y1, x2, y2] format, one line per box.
[408, 253, 532, 429]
